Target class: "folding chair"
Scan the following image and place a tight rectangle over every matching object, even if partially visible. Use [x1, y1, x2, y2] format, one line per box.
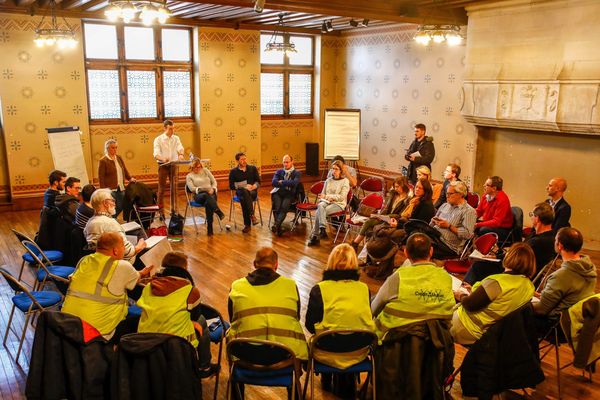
[532, 254, 561, 292]
[229, 190, 263, 229]
[358, 177, 384, 198]
[268, 190, 304, 232]
[444, 232, 498, 274]
[226, 338, 302, 400]
[466, 192, 480, 208]
[20, 239, 74, 293]
[132, 203, 164, 239]
[293, 181, 325, 231]
[341, 193, 385, 243]
[499, 206, 523, 248]
[328, 190, 355, 243]
[1, 267, 62, 364]
[304, 329, 377, 400]
[199, 303, 230, 400]
[183, 188, 223, 235]
[12, 229, 63, 282]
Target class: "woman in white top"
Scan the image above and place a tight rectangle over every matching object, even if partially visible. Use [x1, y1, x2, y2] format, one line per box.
[98, 139, 135, 218]
[186, 159, 225, 236]
[307, 160, 350, 246]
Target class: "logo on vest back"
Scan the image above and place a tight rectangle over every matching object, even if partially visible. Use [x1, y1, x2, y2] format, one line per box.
[414, 288, 445, 303]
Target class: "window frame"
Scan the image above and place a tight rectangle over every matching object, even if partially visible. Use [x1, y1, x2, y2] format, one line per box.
[83, 21, 194, 124]
[260, 33, 314, 119]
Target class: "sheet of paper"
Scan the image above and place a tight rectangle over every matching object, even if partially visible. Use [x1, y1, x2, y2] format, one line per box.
[140, 237, 172, 271]
[410, 150, 422, 158]
[451, 275, 463, 291]
[145, 235, 167, 249]
[469, 249, 501, 262]
[371, 214, 391, 223]
[234, 180, 248, 189]
[121, 221, 142, 232]
[126, 235, 138, 246]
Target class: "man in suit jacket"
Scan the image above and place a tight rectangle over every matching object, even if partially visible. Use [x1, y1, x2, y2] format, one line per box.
[270, 154, 301, 236]
[546, 177, 571, 231]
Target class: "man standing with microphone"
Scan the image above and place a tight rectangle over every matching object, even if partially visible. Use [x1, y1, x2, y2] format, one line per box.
[153, 120, 184, 210]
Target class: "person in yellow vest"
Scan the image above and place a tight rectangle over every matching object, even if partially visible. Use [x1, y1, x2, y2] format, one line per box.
[371, 233, 455, 342]
[62, 232, 152, 342]
[227, 247, 308, 361]
[136, 251, 218, 377]
[305, 243, 375, 396]
[451, 242, 536, 345]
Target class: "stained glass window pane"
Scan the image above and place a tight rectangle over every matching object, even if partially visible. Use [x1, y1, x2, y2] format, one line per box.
[260, 34, 284, 64]
[124, 27, 154, 60]
[289, 36, 313, 66]
[87, 70, 121, 119]
[289, 74, 312, 114]
[84, 24, 117, 59]
[127, 70, 157, 118]
[164, 71, 191, 117]
[261, 73, 284, 115]
[162, 29, 190, 61]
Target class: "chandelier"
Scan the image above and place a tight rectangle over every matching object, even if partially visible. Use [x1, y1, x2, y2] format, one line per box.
[33, 0, 77, 49]
[264, 14, 297, 55]
[105, 0, 172, 25]
[414, 24, 463, 46]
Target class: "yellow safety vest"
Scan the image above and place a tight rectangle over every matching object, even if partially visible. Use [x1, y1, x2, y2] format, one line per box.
[375, 263, 455, 341]
[457, 273, 534, 340]
[62, 252, 129, 335]
[227, 275, 308, 360]
[567, 293, 600, 366]
[137, 282, 198, 348]
[313, 280, 375, 368]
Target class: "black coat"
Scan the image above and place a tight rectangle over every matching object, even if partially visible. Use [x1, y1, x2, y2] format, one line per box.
[460, 304, 545, 399]
[548, 197, 571, 231]
[111, 333, 202, 400]
[405, 136, 435, 184]
[26, 311, 113, 400]
[123, 181, 156, 223]
[375, 319, 455, 400]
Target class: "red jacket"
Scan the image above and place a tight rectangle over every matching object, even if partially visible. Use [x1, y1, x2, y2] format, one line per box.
[476, 190, 513, 229]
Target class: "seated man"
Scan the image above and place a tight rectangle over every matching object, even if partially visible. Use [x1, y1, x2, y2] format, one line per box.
[75, 184, 96, 230]
[56, 177, 81, 225]
[62, 232, 152, 342]
[434, 163, 462, 209]
[429, 181, 476, 259]
[137, 251, 218, 377]
[270, 154, 301, 236]
[84, 189, 146, 265]
[545, 177, 571, 231]
[464, 202, 557, 285]
[44, 169, 67, 208]
[533, 227, 597, 334]
[229, 152, 261, 234]
[371, 233, 455, 341]
[227, 247, 308, 361]
[475, 176, 513, 242]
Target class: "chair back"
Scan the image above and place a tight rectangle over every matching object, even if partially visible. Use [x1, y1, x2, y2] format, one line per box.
[533, 254, 561, 291]
[360, 193, 384, 210]
[466, 192, 480, 208]
[511, 206, 524, 241]
[12, 228, 34, 244]
[359, 177, 384, 196]
[0, 266, 44, 309]
[561, 295, 600, 369]
[227, 338, 297, 371]
[21, 239, 52, 266]
[309, 181, 325, 197]
[474, 232, 498, 255]
[310, 329, 376, 355]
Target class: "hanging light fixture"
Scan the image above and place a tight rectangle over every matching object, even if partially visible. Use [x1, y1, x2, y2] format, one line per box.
[104, 0, 171, 25]
[414, 24, 463, 46]
[33, 0, 77, 49]
[264, 14, 297, 55]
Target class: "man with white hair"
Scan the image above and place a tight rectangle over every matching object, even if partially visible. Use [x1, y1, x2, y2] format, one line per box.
[84, 188, 146, 263]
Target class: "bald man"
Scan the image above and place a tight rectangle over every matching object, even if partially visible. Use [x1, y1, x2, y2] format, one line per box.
[270, 155, 301, 236]
[545, 177, 571, 231]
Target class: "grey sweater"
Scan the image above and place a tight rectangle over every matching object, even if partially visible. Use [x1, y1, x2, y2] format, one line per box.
[186, 170, 217, 194]
[321, 177, 350, 209]
[537, 255, 597, 318]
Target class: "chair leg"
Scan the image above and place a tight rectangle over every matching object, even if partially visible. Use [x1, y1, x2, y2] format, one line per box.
[18, 260, 26, 282]
[3, 304, 16, 346]
[255, 198, 263, 226]
[16, 311, 33, 363]
[213, 340, 224, 400]
[554, 327, 562, 399]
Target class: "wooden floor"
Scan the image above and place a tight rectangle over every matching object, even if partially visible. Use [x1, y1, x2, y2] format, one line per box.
[0, 188, 599, 399]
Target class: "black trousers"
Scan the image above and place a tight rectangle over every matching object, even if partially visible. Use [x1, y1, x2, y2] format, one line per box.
[236, 188, 257, 226]
[194, 192, 219, 224]
[271, 191, 294, 226]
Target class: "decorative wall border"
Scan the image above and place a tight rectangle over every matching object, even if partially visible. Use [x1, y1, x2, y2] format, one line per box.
[261, 120, 314, 129]
[90, 122, 195, 136]
[199, 31, 259, 44]
[0, 17, 81, 32]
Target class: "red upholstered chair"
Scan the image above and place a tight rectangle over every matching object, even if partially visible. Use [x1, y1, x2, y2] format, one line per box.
[293, 181, 325, 231]
[358, 177, 385, 198]
[328, 189, 355, 243]
[341, 193, 385, 243]
[466, 192, 480, 209]
[444, 232, 498, 274]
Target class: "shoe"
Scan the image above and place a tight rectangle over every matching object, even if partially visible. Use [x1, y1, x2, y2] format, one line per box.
[307, 236, 320, 246]
[216, 209, 225, 220]
[199, 363, 220, 378]
[271, 225, 277, 233]
[207, 225, 214, 236]
[251, 215, 259, 225]
[319, 227, 328, 239]
[277, 225, 285, 237]
[242, 225, 251, 233]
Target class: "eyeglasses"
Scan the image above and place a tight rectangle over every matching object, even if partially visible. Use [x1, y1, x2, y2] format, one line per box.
[528, 211, 536, 217]
[446, 191, 458, 196]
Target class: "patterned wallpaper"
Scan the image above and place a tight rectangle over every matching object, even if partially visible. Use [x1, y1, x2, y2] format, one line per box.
[0, 14, 90, 199]
[331, 25, 478, 187]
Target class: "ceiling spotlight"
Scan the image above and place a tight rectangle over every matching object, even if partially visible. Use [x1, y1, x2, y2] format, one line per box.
[361, 18, 369, 27]
[254, 0, 265, 13]
[349, 19, 358, 27]
[325, 20, 333, 32]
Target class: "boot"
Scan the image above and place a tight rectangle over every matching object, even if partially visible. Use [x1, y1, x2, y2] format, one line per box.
[216, 209, 225, 220]
[207, 224, 214, 236]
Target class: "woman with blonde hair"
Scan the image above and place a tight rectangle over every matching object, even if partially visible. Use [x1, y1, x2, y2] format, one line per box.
[305, 243, 375, 395]
[451, 242, 536, 344]
[186, 158, 225, 236]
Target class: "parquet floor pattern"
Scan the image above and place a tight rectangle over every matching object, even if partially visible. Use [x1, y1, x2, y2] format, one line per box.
[0, 189, 599, 399]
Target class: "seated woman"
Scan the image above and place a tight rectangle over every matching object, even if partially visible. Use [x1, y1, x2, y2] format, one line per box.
[451, 242, 536, 345]
[351, 176, 412, 250]
[136, 252, 218, 377]
[305, 243, 375, 396]
[389, 177, 435, 227]
[307, 160, 350, 246]
[185, 158, 225, 236]
[416, 165, 443, 205]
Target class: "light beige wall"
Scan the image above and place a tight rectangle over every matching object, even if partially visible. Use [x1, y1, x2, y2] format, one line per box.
[334, 25, 478, 186]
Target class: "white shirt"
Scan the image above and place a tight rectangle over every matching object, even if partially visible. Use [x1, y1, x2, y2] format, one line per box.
[153, 132, 184, 163]
[84, 214, 136, 261]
